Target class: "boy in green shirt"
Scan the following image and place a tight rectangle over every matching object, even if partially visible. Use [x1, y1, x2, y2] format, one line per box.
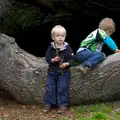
[76, 17, 120, 73]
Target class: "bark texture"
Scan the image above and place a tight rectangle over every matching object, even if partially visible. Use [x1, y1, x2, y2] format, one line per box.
[0, 33, 120, 105]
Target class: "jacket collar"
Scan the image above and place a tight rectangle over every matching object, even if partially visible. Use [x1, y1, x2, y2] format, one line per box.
[51, 42, 68, 51]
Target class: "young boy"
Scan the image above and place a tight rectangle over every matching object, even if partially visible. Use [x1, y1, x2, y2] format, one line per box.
[76, 17, 120, 74]
[43, 25, 74, 114]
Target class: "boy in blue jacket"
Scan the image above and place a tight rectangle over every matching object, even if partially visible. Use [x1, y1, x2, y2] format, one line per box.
[43, 25, 74, 114]
[76, 17, 120, 73]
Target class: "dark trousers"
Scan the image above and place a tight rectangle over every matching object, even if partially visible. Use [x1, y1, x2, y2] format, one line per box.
[44, 71, 70, 107]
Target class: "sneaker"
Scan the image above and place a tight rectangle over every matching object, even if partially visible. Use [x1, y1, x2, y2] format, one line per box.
[76, 64, 90, 74]
[42, 104, 51, 113]
[57, 106, 67, 114]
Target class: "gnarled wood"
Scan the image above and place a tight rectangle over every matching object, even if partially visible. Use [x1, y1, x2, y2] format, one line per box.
[0, 33, 120, 105]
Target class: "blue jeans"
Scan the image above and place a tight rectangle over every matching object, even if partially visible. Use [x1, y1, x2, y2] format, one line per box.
[76, 49, 106, 68]
[44, 71, 70, 107]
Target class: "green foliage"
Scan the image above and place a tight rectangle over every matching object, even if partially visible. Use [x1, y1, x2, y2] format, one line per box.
[90, 103, 112, 113]
[59, 103, 120, 120]
[1, 2, 44, 34]
[1, 0, 77, 35]
[91, 112, 110, 120]
[73, 105, 88, 114]
[113, 111, 120, 120]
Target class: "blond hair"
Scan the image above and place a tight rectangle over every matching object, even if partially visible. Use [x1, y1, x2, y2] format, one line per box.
[51, 25, 66, 38]
[98, 17, 116, 33]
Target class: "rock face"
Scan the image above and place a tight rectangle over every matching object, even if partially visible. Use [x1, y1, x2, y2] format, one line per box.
[0, 33, 120, 105]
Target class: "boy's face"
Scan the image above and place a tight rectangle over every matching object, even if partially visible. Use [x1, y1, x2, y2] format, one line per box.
[52, 32, 66, 44]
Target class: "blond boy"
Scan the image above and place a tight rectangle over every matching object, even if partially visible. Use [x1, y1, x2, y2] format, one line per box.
[43, 25, 74, 114]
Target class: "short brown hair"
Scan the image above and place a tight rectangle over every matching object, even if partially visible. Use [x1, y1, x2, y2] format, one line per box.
[98, 17, 115, 34]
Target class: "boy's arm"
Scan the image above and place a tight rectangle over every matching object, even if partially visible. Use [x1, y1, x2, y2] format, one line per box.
[59, 46, 74, 68]
[104, 36, 119, 52]
[66, 46, 74, 66]
[45, 46, 61, 64]
[45, 46, 52, 64]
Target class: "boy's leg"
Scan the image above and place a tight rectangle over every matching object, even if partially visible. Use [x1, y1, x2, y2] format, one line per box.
[76, 49, 106, 73]
[44, 72, 57, 105]
[76, 49, 93, 64]
[84, 51, 106, 68]
[57, 72, 71, 114]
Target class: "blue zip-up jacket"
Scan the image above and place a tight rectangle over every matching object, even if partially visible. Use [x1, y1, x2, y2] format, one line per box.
[45, 42, 74, 73]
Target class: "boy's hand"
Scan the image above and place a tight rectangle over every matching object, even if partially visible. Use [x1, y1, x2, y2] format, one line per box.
[59, 62, 69, 68]
[115, 49, 120, 53]
[51, 56, 61, 63]
[55, 56, 61, 62]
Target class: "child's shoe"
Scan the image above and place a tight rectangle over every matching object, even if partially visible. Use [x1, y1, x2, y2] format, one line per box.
[57, 106, 67, 114]
[42, 104, 51, 113]
[76, 64, 90, 74]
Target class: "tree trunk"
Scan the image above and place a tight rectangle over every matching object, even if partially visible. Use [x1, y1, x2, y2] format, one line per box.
[0, 33, 120, 105]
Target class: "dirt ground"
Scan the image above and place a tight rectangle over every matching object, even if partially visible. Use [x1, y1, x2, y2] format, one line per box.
[1, 92, 120, 120]
[0, 98, 75, 120]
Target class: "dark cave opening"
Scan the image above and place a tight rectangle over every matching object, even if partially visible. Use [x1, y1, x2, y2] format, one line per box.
[14, 13, 120, 58]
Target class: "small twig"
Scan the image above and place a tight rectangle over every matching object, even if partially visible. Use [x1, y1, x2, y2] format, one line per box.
[55, 44, 64, 75]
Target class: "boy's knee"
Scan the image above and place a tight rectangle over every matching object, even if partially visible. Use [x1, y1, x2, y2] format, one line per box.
[58, 87, 68, 95]
[102, 53, 106, 59]
[58, 84, 68, 91]
[46, 85, 54, 93]
[98, 52, 106, 60]
[100, 52, 106, 59]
